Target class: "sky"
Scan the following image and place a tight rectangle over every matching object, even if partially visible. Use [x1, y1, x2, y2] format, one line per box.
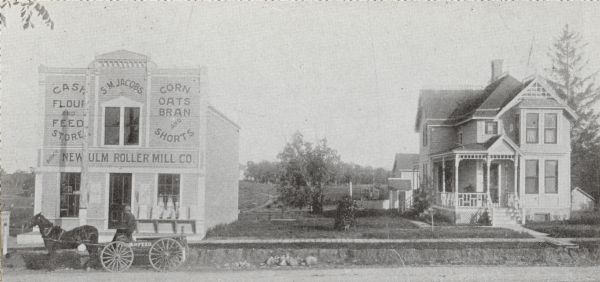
[2, 2, 600, 173]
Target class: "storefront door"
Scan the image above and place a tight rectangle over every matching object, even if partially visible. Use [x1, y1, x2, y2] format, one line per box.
[108, 173, 132, 229]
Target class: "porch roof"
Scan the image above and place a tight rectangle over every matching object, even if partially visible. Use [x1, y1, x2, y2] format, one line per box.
[430, 135, 521, 160]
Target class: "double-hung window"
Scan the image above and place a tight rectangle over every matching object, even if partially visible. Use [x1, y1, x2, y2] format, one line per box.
[60, 173, 80, 217]
[485, 121, 498, 135]
[422, 126, 428, 146]
[104, 107, 140, 146]
[525, 160, 539, 194]
[526, 113, 539, 144]
[544, 113, 557, 144]
[544, 160, 558, 193]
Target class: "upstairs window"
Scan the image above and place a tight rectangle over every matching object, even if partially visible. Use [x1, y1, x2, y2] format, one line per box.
[485, 121, 498, 135]
[544, 160, 558, 193]
[458, 132, 463, 144]
[60, 173, 80, 217]
[104, 107, 140, 146]
[544, 113, 557, 144]
[525, 160, 539, 194]
[526, 113, 539, 144]
[422, 126, 428, 146]
[104, 107, 120, 145]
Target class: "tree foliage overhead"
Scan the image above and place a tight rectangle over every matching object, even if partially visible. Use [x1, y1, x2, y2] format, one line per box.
[277, 132, 340, 214]
[0, 0, 54, 30]
[545, 24, 600, 199]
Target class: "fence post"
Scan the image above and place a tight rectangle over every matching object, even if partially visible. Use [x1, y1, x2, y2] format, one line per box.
[2, 211, 10, 256]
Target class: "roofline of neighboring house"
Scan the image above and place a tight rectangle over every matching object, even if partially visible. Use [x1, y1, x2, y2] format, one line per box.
[573, 187, 595, 201]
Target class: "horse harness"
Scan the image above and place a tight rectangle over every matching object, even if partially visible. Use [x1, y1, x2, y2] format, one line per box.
[42, 225, 65, 241]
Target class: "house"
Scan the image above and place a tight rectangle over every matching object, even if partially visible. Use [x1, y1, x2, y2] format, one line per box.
[571, 187, 595, 213]
[388, 153, 420, 210]
[19, 50, 239, 244]
[415, 60, 577, 225]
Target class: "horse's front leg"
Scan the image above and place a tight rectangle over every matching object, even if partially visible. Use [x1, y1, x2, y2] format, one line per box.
[46, 245, 56, 271]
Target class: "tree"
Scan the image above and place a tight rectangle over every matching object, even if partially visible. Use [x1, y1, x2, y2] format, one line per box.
[0, 0, 54, 30]
[545, 24, 600, 201]
[277, 132, 340, 214]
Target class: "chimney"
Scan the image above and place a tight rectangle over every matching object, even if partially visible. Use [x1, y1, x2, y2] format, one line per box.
[491, 59, 503, 82]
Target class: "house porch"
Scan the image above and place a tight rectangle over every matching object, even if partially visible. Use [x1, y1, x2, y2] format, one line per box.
[430, 152, 521, 211]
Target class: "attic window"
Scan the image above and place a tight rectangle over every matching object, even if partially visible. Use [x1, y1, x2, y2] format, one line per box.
[485, 121, 498, 135]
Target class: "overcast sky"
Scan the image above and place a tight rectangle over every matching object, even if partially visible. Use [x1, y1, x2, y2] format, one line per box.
[2, 2, 600, 173]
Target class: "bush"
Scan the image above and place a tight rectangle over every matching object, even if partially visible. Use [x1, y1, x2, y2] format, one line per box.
[333, 195, 357, 230]
[413, 177, 434, 215]
[477, 210, 491, 225]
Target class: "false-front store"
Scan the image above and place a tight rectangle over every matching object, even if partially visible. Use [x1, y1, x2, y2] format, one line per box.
[28, 50, 239, 240]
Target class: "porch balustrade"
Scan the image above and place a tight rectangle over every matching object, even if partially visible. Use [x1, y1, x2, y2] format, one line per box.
[435, 192, 488, 208]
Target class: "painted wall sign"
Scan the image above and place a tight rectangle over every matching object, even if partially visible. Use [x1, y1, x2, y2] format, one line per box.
[150, 77, 201, 147]
[41, 148, 201, 169]
[44, 76, 87, 146]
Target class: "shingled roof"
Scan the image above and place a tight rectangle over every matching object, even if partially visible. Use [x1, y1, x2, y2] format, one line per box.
[392, 153, 419, 175]
[415, 75, 531, 131]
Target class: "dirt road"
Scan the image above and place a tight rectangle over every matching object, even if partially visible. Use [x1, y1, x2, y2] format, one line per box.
[3, 266, 600, 282]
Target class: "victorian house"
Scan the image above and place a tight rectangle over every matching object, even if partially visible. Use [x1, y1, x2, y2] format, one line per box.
[415, 60, 576, 225]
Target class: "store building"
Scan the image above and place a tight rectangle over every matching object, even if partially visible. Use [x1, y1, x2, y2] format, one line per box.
[20, 50, 239, 243]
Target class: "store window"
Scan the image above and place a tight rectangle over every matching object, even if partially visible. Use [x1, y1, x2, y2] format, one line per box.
[60, 173, 80, 217]
[104, 107, 140, 145]
[158, 174, 180, 209]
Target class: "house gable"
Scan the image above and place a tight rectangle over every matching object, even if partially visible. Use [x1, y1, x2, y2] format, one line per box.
[495, 76, 577, 121]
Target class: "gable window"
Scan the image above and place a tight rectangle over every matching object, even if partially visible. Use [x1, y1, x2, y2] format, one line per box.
[60, 173, 80, 217]
[526, 113, 539, 144]
[525, 160, 539, 194]
[104, 107, 140, 146]
[544, 113, 557, 144]
[485, 121, 498, 135]
[458, 132, 463, 144]
[544, 160, 558, 194]
[158, 174, 180, 213]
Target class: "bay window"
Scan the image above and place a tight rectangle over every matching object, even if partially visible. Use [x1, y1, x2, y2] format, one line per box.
[526, 113, 539, 144]
[544, 113, 557, 144]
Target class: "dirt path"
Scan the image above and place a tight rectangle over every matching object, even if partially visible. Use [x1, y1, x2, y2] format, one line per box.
[4, 266, 600, 282]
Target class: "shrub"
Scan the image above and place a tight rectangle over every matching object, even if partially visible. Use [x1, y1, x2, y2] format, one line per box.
[333, 195, 357, 230]
[477, 210, 491, 225]
[413, 177, 434, 215]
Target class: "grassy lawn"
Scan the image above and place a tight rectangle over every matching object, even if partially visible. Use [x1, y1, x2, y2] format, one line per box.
[207, 210, 532, 239]
[525, 211, 600, 238]
[238, 181, 277, 211]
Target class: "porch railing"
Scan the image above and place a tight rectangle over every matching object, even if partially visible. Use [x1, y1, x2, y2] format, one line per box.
[436, 192, 488, 208]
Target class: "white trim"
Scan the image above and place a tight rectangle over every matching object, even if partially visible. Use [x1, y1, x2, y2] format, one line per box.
[93, 71, 100, 147]
[145, 71, 152, 147]
[36, 166, 203, 174]
[104, 173, 109, 230]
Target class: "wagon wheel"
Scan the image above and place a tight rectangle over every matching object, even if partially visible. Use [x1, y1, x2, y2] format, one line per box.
[100, 241, 134, 272]
[148, 238, 186, 271]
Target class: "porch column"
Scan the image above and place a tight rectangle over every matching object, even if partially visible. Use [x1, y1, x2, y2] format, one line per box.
[442, 158, 446, 193]
[498, 162, 502, 206]
[454, 158, 459, 207]
[486, 157, 491, 205]
[513, 156, 518, 196]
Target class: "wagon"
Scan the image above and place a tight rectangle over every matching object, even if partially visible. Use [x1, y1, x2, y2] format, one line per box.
[96, 231, 187, 272]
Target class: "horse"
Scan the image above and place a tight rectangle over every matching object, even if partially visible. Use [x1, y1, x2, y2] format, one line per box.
[27, 213, 100, 270]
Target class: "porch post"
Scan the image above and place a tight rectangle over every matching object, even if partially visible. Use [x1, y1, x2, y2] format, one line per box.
[486, 157, 491, 206]
[454, 158, 459, 207]
[442, 157, 446, 193]
[513, 156, 518, 196]
[498, 162, 502, 206]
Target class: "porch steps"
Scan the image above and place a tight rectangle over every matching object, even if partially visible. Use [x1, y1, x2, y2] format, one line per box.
[491, 207, 520, 226]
